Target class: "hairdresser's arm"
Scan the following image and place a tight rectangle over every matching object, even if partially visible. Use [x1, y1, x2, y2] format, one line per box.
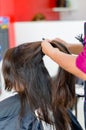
[54, 38, 83, 54]
[41, 40, 86, 80]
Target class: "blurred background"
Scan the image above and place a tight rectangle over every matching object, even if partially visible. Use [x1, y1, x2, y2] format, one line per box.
[0, 0, 85, 21]
[0, 0, 86, 129]
[0, 0, 85, 52]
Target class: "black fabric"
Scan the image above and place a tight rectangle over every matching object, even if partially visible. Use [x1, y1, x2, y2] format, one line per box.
[84, 101, 86, 130]
[0, 94, 43, 130]
[68, 110, 83, 130]
[84, 82, 86, 100]
[0, 94, 83, 130]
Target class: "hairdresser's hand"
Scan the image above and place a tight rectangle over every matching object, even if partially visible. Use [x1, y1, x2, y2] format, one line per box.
[54, 37, 69, 48]
[41, 39, 52, 56]
[41, 39, 59, 57]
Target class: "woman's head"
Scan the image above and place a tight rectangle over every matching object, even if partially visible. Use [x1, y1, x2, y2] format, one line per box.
[3, 42, 52, 99]
[2, 40, 76, 130]
[2, 41, 52, 122]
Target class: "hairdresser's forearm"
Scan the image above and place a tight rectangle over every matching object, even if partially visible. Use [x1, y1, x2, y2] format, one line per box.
[54, 38, 83, 54]
[68, 44, 83, 54]
[50, 48, 86, 80]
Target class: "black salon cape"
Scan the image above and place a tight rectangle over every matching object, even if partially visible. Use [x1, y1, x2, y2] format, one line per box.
[0, 94, 83, 130]
[0, 94, 43, 130]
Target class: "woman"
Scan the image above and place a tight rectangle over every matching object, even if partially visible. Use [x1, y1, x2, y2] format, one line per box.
[2, 40, 82, 130]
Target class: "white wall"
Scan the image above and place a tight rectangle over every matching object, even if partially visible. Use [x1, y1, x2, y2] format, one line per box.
[14, 21, 85, 45]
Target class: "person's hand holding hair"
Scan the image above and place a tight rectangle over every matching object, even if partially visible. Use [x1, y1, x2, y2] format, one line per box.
[41, 39, 59, 57]
[54, 37, 69, 48]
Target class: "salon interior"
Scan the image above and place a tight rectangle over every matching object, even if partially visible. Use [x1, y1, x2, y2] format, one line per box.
[0, 0, 86, 130]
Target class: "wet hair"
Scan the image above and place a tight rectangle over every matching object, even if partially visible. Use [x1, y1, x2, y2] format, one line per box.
[2, 40, 76, 130]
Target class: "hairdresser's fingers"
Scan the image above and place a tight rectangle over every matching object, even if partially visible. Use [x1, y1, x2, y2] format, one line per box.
[54, 37, 69, 47]
[41, 39, 53, 56]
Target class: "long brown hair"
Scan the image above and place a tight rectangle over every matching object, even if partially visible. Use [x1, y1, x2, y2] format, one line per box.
[2, 40, 76, 130]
